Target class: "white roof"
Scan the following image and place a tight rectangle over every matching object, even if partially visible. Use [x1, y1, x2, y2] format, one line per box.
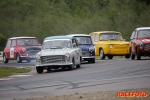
[136, 27, 150, 30]
[9, 36, 36, 39]
[67, 34, 90, 37]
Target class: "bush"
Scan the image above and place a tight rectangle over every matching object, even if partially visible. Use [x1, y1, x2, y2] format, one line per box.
[0, 33, 7, 51]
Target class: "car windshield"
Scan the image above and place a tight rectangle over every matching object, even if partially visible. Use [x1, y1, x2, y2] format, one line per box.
[138, 29, 150, 38]
[100, 33, 122, 40]
[75, 36, 92, 45]
[17, 38, 39, 46]
[42, 39, 72, 50]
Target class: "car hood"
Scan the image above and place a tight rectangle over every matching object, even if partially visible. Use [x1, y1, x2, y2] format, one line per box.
[136, 38, 150, 44]
[98, 41, 129, 45]
[22, 46, 41, 51]
[39, 48, 73, 56]
[78, 44, 94, 51]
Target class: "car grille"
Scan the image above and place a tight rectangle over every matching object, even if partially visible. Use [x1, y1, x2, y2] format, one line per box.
[82, 51, 89, 57]
[41, 55, 65, 64]
[113, 44, 127, 49]
[26, 50, 40, 56]
[144, 44, 150, 50]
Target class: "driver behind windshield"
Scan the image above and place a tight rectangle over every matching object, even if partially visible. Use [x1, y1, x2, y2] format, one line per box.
[61, 40, 71, 48]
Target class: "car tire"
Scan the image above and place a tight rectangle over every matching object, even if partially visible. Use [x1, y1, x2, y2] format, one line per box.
[107, 55, 113, 59]
[125, 54, 130, 59]
[92, 58, 95, 63]
[100, 49, 105, 59]
[26, 58, 31, 62]
[76, 57, 81, 68]
[137, 50, 141, 60]
[68, 58, 75, 70]
[3, 54, 9, 63]
[36, 67, 44, 74]
[16, 53, 22, 63]
[47, 67, 51, 72]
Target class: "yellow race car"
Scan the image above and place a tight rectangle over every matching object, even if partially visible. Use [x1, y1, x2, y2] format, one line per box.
[89, 31, 130, 59]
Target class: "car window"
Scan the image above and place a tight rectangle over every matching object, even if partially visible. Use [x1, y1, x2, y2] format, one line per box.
[130, 31, 135, 39]
[99, 33, 122, 40]
[10, 40, 16, 47]
[6, 39, 11, 47]
[17, 38, 39, 46]
[90, 34, 95, 41]
[42, 39, 72, 49]
[95, 34, 98, 41]
[138, 29, 150, 38]
[75, 36, 92, 44]
[72, 39, 77, 48]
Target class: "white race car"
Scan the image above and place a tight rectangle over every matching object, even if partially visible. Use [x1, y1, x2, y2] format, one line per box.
[35, 35, 82, 74]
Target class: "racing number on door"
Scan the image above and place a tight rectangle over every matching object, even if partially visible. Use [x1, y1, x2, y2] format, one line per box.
[10, 48, 14, 58]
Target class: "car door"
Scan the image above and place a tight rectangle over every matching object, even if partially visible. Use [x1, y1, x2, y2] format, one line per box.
[94, 33, 99, 56]
[10, 39, 17, 59]
[130, 31, 137, 54]
[72, 38, 80, 64]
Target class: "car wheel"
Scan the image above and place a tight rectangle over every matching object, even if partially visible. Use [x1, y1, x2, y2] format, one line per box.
[47, 67, 51, 72]
[100, 49, 105, 59]
[76, 57, 81, 68]
[3, 54, 9, 63]
[92, 58, 95, 63]
[137, 50, 141, 60]
[16, 53, 22, 63]
[125, 54, 130, 59]
[68, 58, 75, 70]
[107, 55, 113, 59]
[26, 58, 31, 62]
[36, 67, 44, 74]
[130, 51, 135, 60]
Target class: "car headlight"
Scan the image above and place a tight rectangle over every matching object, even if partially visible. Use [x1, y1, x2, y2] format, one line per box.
[35, 54, 40, 63]
[65, 53, 70, 61]
[36, 54, 40, 60]
[139, 41, 144, 49]
[109, 44, 113, 49]
[22, 48, 26, 52]
[89, 47, 95, 52]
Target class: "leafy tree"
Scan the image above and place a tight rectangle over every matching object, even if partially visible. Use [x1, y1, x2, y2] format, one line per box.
[0, 33, 7, 51]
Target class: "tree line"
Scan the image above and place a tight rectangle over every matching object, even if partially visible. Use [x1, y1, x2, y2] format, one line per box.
[0, 0, 150, 48]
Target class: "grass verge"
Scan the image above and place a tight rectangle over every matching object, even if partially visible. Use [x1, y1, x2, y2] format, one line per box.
[0, 67, 32, 78]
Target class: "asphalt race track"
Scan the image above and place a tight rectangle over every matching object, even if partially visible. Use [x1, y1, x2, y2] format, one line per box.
[0, 58, 150, 100]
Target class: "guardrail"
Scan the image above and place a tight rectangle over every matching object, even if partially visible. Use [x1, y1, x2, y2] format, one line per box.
[0, 51, 3, 60]
[0, 51, 2, 57]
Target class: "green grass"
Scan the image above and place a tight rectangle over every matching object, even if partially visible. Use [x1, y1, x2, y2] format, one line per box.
[0, 67, 32, 78]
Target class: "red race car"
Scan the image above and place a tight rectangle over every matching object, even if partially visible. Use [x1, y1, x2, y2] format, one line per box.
[3, 37, 41, 63]
[130, 27, 150, 60]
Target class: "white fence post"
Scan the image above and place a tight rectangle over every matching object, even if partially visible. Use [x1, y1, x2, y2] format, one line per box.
[0, 51, 3, 60]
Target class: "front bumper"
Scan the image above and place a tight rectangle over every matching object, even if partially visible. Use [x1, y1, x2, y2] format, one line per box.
[82, 56, 95, 61]
[36, 62, 73, 67]
[20, 55, 36, 60]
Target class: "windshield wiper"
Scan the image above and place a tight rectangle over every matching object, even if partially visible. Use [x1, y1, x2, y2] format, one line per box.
[143, 33, 150, 37]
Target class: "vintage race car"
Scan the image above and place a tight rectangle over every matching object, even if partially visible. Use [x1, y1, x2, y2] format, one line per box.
[67, 34, 95, 63]
[89, 31, 130, 59]
[35, 35, 82, 74]
[130, 27, 150, 60]
[3, 37, 41, 63]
